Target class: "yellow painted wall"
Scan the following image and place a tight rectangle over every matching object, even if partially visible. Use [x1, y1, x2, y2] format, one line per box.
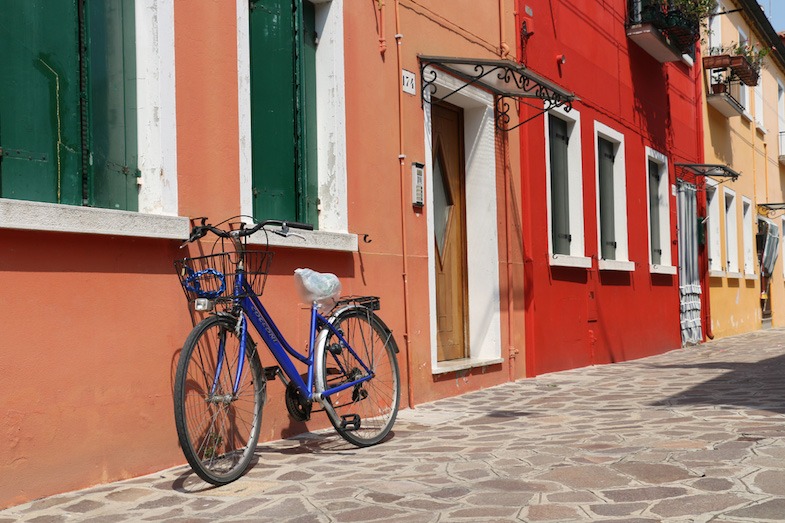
[702, 1, 785, 337]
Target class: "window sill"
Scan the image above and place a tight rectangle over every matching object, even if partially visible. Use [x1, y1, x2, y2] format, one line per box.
[549, 254, 592, 268]
[756, 123, 767, 135]
[432, 357, 504, 375]
[744, 273, 757, 280]
[709, 269, 725, 278]
[726, 271, 743, 279]
[598, 259, 635, 272]
[741, 111, 753, 123]
[248, 229, 358, 252]
[650, 264, 677, 275]
[0, 198, 189, 239]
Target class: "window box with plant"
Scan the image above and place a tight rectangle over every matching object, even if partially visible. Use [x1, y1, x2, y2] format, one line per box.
[704, 42, 768, 86]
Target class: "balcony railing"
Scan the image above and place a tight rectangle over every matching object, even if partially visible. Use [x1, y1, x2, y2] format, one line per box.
[703, 53, 760, 86]
[627, 0, 700, 55]
[707, 77, 745, 118]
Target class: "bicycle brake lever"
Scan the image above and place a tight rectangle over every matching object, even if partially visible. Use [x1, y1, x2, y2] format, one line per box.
[271, 229, 306, 241]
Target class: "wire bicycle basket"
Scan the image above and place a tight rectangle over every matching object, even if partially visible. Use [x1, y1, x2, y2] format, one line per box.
[175, 250, 274, 303]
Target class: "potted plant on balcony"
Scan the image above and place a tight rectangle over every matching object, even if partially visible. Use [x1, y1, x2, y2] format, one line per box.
[663, 0, 717, 52]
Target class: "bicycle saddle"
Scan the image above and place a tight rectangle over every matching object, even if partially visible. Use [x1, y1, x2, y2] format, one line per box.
[294, 268, 342, 307]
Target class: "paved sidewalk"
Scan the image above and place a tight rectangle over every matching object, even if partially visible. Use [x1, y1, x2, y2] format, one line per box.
[4, 329, 785, 522]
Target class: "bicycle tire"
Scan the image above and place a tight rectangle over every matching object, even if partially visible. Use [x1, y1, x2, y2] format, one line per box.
[315, 307, 401, 447]
[173, 314, 265, 485]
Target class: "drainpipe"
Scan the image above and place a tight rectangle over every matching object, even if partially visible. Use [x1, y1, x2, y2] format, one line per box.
[394, 0, 415, 409]
[378, 0, 387, 56]
[498, 0, 509, 57]
[696, 46, 714, 340]
[499, 0, 517, 381]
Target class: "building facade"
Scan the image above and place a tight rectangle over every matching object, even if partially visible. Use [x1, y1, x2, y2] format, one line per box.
[701, 0, 785, 338]
[0, 0, 531, 507]
[516, 0, 704, 375]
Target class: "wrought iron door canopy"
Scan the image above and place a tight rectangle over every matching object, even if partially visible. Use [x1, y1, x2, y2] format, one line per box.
[758, 203, 785, 218]
[675, 163, 741, 181]
[419, 56, 576, 131]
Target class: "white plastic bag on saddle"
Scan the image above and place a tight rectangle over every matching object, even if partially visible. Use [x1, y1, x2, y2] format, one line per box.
[294, 268, 342, 309]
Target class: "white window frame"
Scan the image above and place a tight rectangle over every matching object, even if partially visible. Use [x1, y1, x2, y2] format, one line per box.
[708, 1, 722, 51]
[594, 121, 633, 271]
[778, 81, 785, 155]
[645, 146, 676, 274]
[545, 105, 589, 268]
[724, 188, 740, 276]
[737, 27, 751, 117]
[755, 78, 766, 132]
[237, 0, 356, 252]
[0, 0, 188, 239]
[706, 180, 723, 275]
[742, 197, 755, 276]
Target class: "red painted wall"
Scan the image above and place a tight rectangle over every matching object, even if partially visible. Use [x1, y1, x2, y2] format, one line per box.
[516, 0, 701, 375]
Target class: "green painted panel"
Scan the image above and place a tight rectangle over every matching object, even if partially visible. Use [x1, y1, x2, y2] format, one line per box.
[0, 0, 82, 204]
[87, 0, 138, 211]
[296, 0, 318, 225]
[250, 0, 298, 222]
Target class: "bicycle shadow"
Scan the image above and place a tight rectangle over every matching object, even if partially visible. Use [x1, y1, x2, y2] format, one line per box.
[167, 427, 398, 494]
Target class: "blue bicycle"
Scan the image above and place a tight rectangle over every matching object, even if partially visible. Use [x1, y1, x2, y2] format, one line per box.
[173, 217, 401, 485]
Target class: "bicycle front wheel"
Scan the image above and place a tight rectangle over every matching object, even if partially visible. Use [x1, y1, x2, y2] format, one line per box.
[317, 308, 400, 447]
[173, 314, 264, 485]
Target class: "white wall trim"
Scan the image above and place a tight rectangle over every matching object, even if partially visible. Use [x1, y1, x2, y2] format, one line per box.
[137, 0, 178, 216]
[0, 198, 189, 239]
[593, 120, 629, 263]
[644, 146, 672, 267]
[545, 105, 585, 260]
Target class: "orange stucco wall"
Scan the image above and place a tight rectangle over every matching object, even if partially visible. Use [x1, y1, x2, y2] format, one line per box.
[2, 0, 523, 508]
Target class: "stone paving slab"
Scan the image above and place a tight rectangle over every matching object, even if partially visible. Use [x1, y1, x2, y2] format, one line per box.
[3, 329, 785, 522]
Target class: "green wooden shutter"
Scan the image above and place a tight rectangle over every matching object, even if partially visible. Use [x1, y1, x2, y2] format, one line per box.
[250, 0, 298, 222]
[549, 115, 571, 255]
[250, 0, 317, 225]
[0, 0, 82, 204]
[598, 137, 616, 260]
[86, 0, 138, 211]
[295, 0, 318, 225]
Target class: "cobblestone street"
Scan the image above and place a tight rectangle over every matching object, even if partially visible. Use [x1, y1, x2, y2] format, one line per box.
[4, 329, 785, 522]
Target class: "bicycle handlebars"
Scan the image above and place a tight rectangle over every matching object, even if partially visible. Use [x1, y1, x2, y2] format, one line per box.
[184, 217, 314, 245]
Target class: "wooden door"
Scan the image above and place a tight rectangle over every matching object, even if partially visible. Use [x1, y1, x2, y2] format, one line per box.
[432, 102, 468, 362]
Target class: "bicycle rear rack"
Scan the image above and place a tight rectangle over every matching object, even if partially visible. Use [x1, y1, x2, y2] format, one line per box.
[334, 295, 380, 311]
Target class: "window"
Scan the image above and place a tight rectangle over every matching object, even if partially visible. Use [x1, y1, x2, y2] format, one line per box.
[594, 122, 632, 270]
[742, 197, 754, 275]
[755, 80, 765, 131]
[545, 106, 587, 267]
[706, 181, 723, 273]
[778, 82, 785, 155]
[249, 0, 318, 225]
[737, 27, 750, 114]
[0, 0, 138, 210]
[646, 147, 673, 272]
[724, 188, 739, 274]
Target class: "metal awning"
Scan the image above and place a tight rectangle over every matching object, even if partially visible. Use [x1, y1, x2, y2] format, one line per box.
[758, 203, 785, 218]
[675, 163, 741, 181]
[419, 56, 577, 131]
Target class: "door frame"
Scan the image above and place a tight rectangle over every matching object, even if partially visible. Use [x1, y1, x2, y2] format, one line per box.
[423, 68, 503, 374]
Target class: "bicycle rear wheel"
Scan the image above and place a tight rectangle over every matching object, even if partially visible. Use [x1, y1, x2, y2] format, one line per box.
[173, 314, 264, 485]
[317, 308, 400, 447]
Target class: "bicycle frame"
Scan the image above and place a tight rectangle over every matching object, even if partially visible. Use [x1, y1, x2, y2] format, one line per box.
[216, 270, 374, 403]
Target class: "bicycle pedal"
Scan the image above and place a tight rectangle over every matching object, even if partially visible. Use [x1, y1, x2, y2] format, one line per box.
[264, 366, 280, 381]
[328, 343, 343, 355]
[340, 414, 361, 431]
